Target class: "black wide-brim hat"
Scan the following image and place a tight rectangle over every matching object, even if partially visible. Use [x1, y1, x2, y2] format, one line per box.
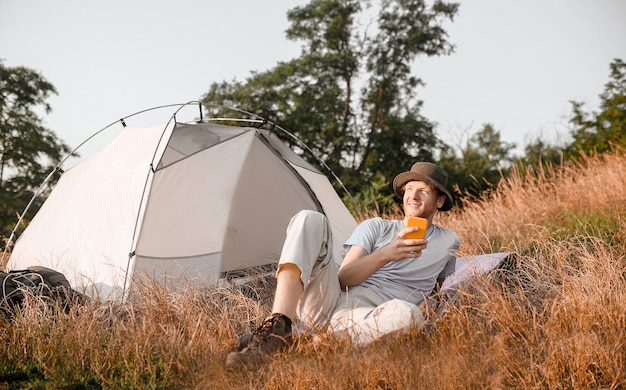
[392, 162, 454, 211]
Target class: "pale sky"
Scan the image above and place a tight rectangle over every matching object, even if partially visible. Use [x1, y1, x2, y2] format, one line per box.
[1, 0, 625, 165]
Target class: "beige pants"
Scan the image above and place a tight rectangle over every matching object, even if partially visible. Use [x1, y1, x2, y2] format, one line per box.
[278, 210, 425, 346]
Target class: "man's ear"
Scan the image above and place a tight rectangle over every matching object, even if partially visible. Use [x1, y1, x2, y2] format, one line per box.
[436, 194, 445, 209]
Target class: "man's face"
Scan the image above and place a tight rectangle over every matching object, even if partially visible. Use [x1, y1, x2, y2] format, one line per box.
[402, 180, 445, 220]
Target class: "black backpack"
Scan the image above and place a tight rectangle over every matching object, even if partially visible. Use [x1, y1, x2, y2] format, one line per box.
[1, 266, 86, 315]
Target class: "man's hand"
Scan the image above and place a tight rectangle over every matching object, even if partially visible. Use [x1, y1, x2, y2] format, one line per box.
[391, 225, 428, 259]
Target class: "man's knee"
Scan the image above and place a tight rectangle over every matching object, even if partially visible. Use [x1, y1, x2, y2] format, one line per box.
[373, 299, 424, 325]
[287, 210, 329, 241]
[292, 209, 326, 225]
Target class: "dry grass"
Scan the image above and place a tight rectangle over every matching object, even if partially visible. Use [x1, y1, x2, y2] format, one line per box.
[2, 151, 626, 389]
[440, 151, 626, 256]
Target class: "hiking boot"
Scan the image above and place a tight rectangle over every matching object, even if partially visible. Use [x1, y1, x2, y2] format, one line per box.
[225, 313, 292, 370]
[236, 332, 252, 351]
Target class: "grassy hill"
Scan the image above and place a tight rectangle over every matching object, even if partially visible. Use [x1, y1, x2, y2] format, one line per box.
[1, 151, 625, 389]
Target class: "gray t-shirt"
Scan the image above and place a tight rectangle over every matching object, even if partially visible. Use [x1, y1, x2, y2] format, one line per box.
[343, 218, 460, 306]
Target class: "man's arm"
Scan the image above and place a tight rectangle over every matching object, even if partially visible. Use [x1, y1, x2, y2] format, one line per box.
[337, 233, 428, 289]
[337, 245, 388, 288]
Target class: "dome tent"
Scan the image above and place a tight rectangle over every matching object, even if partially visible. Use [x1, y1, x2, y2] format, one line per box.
[6, 102, 358, 300]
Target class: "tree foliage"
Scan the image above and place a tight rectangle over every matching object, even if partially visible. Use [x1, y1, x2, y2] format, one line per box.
[521, 136, 564, 168]
[567, 58, 626, 157]
[203, 0, 459, 212]
[438, 124, 516, 202]
[0, 60, 71, 240]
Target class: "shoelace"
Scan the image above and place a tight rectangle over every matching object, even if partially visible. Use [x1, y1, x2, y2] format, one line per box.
[251, 315, 281, 342]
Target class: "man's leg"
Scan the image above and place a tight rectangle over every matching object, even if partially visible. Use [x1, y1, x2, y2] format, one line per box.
[330, 290, 425, 347]
[226, 210, 340, 369]
[272, 263, 303, 321]
[277, 210, 342, 328]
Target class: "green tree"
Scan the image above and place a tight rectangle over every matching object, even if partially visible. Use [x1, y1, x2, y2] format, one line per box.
[0, 60, 71, 241]
[438, 123, 516, 202]
[521, 136, 564, 168]
[203, 0, 458, 213]
[567, 58, 626, 157]
[511, 135, 565, 180]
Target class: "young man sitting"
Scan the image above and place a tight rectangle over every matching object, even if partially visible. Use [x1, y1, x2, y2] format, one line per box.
[226, 162, 460, 369]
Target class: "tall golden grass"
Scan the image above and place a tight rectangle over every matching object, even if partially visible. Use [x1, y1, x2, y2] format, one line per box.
[1, 151, 625, 389]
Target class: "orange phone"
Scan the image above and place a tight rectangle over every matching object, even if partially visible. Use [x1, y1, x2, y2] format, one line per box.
[405, 216, 428, 239]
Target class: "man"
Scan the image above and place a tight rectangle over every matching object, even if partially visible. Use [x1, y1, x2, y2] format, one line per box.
[226, 162, 460, 369]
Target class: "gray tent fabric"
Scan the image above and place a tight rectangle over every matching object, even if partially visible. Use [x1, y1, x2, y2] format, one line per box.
[7, 121, 358, 300]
